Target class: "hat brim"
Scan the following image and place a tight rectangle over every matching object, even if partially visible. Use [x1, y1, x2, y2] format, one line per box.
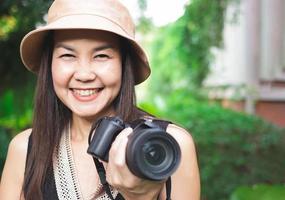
[20, 14, 150, 84]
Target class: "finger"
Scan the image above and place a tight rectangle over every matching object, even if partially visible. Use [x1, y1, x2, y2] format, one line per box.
[107, 136, 139, 188]
[106, 128, 135, 187]
[110, 127, 132, 152]
[116, 127, 133, 140]
[109, 132, 130, 167]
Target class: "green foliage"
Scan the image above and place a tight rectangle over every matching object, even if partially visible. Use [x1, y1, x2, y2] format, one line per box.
[230, 185, 285, 200]
[148, 0, 239, 95]
[139, 91, 285, 200]
[137, 1, 285, 198]
[0, 1, 53, 176]
[0, 127, 11, 173]
[0, 0, 53, 133]
[0, 89, 34, 133]
[0, 0, 52, 92]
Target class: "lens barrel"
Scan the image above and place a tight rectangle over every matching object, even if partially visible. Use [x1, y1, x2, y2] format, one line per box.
[126, 127, 181, 181]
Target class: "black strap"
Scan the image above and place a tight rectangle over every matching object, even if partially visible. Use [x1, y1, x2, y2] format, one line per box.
[166, 177, 172, 200]
[152, 119, 172, 131]
[92, 157, 125, 200]
[93, 157, 115, 200]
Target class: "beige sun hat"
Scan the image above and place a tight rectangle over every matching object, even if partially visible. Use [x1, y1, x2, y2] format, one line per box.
[20, 0, 150, 84]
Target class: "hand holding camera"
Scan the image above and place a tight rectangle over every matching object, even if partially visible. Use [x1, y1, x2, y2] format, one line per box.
[87, 116, 181, 181]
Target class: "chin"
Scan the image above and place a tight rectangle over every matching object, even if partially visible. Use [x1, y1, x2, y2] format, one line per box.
[74, 110, 100, 118]
[73, 107, 113, 120]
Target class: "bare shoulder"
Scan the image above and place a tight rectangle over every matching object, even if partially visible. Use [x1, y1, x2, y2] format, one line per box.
[3, 128, 32, 176]
[0, 128, 32, 200]
[6, 128, 32, 178]
[9, 128, 32, 153]
[166, 123, 198, 172]
[163, 123, 200, 200]
[6, 128, 32, 166]
[166, 123, 196, 150]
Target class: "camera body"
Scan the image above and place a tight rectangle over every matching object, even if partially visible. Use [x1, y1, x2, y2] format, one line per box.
[87, 116, 181, 181]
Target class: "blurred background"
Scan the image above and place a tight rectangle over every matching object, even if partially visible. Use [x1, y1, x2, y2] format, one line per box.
[0, 0, 285, 199]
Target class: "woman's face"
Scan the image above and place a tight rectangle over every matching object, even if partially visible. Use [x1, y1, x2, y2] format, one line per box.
[51, 29, 122, 119]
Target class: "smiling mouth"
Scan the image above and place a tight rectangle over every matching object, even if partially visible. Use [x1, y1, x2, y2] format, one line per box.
[71, 88, 103, 97]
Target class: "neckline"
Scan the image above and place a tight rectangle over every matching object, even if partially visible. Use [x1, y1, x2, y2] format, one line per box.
[53, 124, 104, 200]
[66, 124, 103, 199]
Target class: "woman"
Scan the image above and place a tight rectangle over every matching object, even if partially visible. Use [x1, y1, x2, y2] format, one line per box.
[0, 0, 200, 199]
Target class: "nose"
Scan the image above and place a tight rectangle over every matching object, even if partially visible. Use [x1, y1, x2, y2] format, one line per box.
[74, 63, 96, 82]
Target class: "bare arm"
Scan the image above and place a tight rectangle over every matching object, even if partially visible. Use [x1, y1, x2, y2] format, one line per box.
[0, 129, 31, 200]
[159, 124, 200, 200]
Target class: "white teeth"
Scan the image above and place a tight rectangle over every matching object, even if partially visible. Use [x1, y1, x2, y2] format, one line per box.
[73, 89, 97, 96]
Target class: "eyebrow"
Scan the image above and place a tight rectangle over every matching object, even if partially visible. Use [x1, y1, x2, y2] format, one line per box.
[54, 43, 115, 52]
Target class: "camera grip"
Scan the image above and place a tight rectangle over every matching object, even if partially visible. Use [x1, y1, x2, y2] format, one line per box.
[87, 117, 125, 161]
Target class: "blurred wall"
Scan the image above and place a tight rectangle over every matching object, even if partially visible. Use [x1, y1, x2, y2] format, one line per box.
[205, 0, 285, 127]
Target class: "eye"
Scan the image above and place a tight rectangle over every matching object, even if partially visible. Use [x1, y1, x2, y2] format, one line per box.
[94, 54, 110, 61]
[59, 54, 75, 58]
[59, 53, 75, 61]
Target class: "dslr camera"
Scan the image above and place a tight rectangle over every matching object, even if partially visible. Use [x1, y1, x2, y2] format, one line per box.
[87, 116, 181, 181]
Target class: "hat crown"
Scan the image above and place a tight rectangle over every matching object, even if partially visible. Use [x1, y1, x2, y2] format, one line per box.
[48, 0, 135, 38]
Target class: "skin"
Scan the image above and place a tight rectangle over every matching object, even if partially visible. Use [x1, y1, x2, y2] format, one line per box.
[0, 29, 200, 200]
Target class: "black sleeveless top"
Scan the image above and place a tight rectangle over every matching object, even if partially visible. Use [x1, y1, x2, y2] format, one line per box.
[25, 119, 172, 200]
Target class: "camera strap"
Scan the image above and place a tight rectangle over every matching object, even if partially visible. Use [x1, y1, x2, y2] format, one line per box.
[92, 157, 124, 200]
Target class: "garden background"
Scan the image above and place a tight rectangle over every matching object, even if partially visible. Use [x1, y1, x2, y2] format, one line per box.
[0, 0, 285, 199]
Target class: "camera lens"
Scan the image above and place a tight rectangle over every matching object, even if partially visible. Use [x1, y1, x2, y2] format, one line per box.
[139, 137, 175, 175]
[143, 142, 166, 166]
[126, 128, 181, 181]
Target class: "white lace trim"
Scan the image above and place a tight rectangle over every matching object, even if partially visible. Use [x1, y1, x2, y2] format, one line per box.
[53, 125, 119, 200]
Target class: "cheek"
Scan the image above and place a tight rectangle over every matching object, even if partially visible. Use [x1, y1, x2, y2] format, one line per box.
[51, 59, 73, 88]
[98, 61, 122, 87]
